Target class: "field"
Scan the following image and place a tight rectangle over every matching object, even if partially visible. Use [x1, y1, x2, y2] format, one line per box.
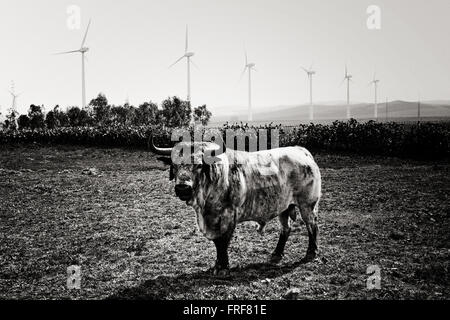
[0, 144, 449, 299]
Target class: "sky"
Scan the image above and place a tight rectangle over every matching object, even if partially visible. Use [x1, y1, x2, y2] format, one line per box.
[0, 0, 449, 117]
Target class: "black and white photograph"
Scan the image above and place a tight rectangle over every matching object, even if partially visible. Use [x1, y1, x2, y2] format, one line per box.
[0, 0, 449, 306]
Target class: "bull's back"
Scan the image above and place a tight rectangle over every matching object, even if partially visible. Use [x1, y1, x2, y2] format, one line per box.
[229, 146, 321, 223]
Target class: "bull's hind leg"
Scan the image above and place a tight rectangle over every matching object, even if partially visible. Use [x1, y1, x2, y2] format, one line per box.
[269, 205, 295, 264]
[299, 201, 319, 262]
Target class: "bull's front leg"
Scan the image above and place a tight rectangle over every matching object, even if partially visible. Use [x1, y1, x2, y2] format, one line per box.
[211, 227, 234, 276]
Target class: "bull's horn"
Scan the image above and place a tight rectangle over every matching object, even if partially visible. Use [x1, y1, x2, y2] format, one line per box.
[149, 135, 173, 156]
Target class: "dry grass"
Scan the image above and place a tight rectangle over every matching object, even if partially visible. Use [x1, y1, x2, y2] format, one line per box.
[0, 144, 448, 299]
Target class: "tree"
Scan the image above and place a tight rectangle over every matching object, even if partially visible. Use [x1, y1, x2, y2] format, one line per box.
[193, 105, 212, 126]
[4, 110, 18, 130]
[110, 105, 128, 125]
[67, 106, 91, 127]
[160, 96, 192, 128]
[45, 110, 57, 129]
[89, 93, 110, 126]
[28, 105, 45, 130]
[53, 105, 70, 127]
[18, 114, 30, 130]
[123, 103, 137, 125]
[135, 101, 159, 125]
[89, 93, 108, 108]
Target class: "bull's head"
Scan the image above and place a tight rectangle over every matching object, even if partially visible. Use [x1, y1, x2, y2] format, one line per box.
[149, 135, 225, 203]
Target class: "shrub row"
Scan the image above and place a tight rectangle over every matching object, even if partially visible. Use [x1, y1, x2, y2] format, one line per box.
[1, 120, 449, 159]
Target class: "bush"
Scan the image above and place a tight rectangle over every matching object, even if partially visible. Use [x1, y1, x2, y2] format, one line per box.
[0, 120, 448, 160]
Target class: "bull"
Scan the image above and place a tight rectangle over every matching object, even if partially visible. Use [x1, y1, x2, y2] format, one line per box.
[150, 136, 322, 276]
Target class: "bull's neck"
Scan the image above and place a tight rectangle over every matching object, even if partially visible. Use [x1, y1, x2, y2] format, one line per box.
[192, 160, 230, 209]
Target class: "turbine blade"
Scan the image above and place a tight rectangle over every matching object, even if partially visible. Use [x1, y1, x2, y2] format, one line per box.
[245, 51, 248, 66]
[301, 66, 309, 73]
[168, 55, 185, 68]
[80, 19, 91, 48]
[190, 58, 199, 70]
[239, 66, 247, 81]
[54, 50, 80, 55]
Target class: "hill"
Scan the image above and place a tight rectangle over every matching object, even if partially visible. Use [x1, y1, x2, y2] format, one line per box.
[210, 101, 450, 125]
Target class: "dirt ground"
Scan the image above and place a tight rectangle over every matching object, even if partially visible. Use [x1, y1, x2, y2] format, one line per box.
[0, 144, 448, 300]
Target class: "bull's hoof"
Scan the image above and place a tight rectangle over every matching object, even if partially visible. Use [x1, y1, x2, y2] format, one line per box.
[209, 265, 230, 277]
[268, 253, 284, 264]
[301, 252, 317, 263]
[214, 268, 230, 277]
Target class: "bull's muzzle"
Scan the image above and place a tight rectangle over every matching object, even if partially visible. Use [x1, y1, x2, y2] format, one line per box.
[174, 184, 193, 201]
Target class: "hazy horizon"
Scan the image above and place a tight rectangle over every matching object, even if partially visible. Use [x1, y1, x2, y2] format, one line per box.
[1, 0, 450, 117]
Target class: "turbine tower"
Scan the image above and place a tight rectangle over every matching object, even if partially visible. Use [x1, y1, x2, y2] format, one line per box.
[369, 73, 380, 119]
[341, 65, 353, 119]
[385, 97, 388, 122]
[301, 65, 316, 121]
[417, 93, 421, 123]
[240, 52, 256, 122]
[55, 19, 91, 108]
[169, 25, 197, 102]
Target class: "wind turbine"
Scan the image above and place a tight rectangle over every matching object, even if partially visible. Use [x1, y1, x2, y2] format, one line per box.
[240, 52, 256, 122]
[55, 19, 91, 108]
[7, 81, 20, 127]
[369, 73, 380, 119]
[301, 64, 316, 121]
[8, 82, 20, 111]
[169, 25, 197, 102]
[341, 65, 353, 119]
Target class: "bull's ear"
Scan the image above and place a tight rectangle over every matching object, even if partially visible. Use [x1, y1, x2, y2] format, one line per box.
[169, 165, 175, 181]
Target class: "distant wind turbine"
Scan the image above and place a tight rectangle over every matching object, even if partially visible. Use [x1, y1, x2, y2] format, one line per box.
[385, 97, 389, 122]
[55, 19, 91, 109]
[8, 81, 21, 112]
[240, 52, 256, 122]
[341, 65, 353, 119]
[7, 81, 20, 127]
[369, 73, 380, 119]
[301, 64, 316, 121]
[169, 25, 197, 102]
